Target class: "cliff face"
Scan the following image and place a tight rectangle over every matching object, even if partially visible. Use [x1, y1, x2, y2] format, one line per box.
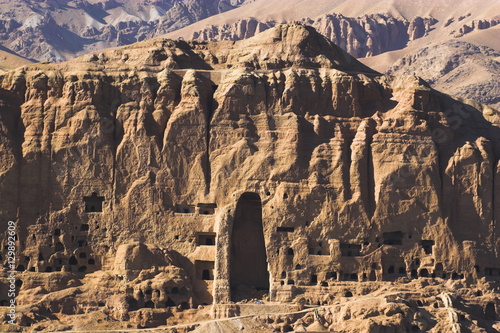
[192, 14, 438, 58]
[0, 25, 499, 331]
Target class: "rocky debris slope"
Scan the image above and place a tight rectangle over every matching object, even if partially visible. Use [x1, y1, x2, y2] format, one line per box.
[387, 40, 500, 110]
[0, 0, 250, 62]
[0, 24, 499, 331]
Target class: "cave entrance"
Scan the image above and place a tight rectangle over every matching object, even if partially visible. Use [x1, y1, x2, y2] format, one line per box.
[230, 192, 269, 301]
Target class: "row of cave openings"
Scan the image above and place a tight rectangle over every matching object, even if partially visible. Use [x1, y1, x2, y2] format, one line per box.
[276, 263, 474, 287]
[127, 286, 191, 311]
[276, 230, 435, 256]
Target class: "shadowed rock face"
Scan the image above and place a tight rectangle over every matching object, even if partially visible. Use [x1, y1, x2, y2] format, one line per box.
[0, 24, 499, 331]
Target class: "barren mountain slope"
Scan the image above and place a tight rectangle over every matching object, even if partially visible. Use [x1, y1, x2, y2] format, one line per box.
[0, 0, 251, 62]
[0, 46, 33, 73]
[0, 24, 499, 332]
[387, 40, 500, 109]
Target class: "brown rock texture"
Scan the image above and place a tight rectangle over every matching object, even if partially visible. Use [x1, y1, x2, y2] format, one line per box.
[0, 24, 499, 332]
[191, 14, 438, 58]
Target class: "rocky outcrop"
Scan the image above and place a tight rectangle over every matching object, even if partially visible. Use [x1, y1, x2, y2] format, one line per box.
[453, 19, 500, 37]
[0, 24, 499, 331]
[191, 14, 438, 58]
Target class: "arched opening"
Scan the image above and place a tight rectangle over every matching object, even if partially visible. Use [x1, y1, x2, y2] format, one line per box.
[127, 297, 138, 311]
[230, 192, 269, 301]
[419, 269, 429, 277]
[55, 242, 64, 252]
[485, 302, 496, 320]
[69, 256, 78, 265]
[369, 270, 376, 281]
[434, 263, 443, 276]
[344, 291, 353, 297]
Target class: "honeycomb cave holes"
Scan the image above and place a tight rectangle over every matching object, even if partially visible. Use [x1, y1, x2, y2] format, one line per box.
[230, 192, 269, 301]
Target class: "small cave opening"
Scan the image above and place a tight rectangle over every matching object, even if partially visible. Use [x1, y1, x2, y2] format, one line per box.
[127, 297, 139, 311]
[83, 192, 104, 213]
[165, 297, 176, 307]
[419, 269, 429, 277]
[55, 242, 64, 252]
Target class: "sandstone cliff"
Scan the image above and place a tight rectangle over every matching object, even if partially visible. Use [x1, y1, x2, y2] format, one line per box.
[191, 14, 437, 58]
[0, 24, 499, 332]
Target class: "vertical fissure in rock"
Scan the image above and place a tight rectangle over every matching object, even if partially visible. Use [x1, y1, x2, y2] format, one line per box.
[205, 83, 218, 193]
[367, 134, 376, 218]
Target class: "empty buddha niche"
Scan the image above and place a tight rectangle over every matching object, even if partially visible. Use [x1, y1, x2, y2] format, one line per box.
[230, 192, 269, 301]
